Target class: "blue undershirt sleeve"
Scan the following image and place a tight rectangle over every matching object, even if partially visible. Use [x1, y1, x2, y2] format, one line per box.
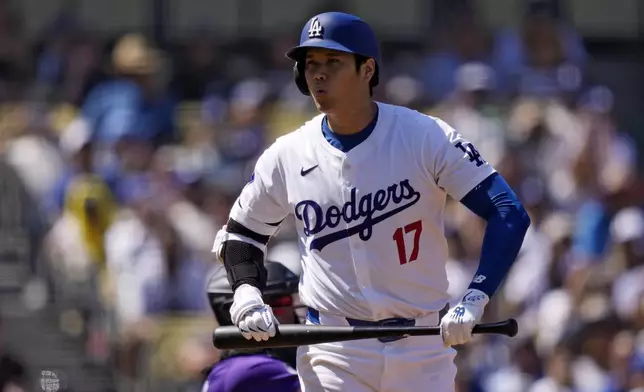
[458, 172, 531, 297]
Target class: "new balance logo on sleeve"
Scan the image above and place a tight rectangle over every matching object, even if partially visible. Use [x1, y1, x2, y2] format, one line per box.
[472, 274, 486, 284]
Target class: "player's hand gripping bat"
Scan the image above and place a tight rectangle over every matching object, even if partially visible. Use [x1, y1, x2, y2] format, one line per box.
[213, 318, 518, 349]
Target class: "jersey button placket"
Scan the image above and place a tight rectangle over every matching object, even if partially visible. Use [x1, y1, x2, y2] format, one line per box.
[341, 158, 370, 297]
[342, 161, 352, 188]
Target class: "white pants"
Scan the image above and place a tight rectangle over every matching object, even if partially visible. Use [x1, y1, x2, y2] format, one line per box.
[296, 310, 457, 392]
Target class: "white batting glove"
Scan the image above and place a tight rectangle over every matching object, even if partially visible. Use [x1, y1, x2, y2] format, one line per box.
[230, 284, 278, 342]
[440, 289, 489, 346]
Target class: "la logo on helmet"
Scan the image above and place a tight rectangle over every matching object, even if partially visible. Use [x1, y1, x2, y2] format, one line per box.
[308, 17, 324, 38]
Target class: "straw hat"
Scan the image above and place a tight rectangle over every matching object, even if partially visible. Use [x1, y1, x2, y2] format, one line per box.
[112, 33, 160, 75]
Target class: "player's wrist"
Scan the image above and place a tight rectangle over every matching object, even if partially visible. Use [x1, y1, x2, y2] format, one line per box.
[460, 288, 489, 307]
[457, 289, 489, 321]
[230, 284, 266, 325]
[234, 283, 264, 301]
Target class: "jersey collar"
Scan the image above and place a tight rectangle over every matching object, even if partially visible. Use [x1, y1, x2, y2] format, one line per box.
[313, 101, 391, 163]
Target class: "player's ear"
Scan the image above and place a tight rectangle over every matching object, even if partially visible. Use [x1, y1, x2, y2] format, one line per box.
[362, 58, 376, 83]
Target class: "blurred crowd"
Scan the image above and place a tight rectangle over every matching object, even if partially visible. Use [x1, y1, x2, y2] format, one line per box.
[0, 0, 643, 391]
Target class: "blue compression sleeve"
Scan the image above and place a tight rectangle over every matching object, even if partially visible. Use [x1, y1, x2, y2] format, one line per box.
[459, 173, 531, 297]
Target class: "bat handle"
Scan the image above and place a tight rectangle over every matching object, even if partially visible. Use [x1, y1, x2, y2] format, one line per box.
[472, 318, 518, 337]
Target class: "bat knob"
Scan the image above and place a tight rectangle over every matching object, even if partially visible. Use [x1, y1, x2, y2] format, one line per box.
[506, 318, 518, 337]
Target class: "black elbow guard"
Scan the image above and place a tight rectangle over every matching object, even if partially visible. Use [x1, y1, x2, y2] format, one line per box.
[222, 240, 267, 292]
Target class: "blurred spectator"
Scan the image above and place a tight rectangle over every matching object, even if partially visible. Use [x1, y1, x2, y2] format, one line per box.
[383, 73, 425, 111]
[43, 118, 117, 363]
[81, 33, 177, 152]
[149, 149, 218, 256]
[45, 117, 116, 217]
[431, 62, 507, 167]
[610, 207, 644, 324]
[0, 106, 54, 282]
[2, 103, 65, 206]
[418, 1, 493, 104]
[572, 86, 637, 198]
[505, 97, 585, 210]
[211, 78, 271, 192]
[44, 172, 116, 364]
[566, 87, 639, 306]
[528, 343, 575, 392]
[493, 0, 587, 97]
[104, 173, 210, 387]
[479, 338, 542, 391]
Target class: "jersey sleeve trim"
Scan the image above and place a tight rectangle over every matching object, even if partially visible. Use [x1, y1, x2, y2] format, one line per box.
[451, 168, 497, 201]
[227, 218, 271, 245]
[229, 205, 284, 237]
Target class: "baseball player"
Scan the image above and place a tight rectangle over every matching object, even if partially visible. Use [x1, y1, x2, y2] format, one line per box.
[212, 11, 531, 392]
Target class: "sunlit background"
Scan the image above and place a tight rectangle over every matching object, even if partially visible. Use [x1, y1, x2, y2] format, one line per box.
[0, 0, 643, 391]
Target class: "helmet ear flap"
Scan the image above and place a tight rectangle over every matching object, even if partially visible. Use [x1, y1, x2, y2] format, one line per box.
[293, 61, 310, 96]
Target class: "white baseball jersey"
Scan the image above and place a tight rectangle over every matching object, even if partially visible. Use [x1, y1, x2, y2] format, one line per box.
[227, 102, 495, 321]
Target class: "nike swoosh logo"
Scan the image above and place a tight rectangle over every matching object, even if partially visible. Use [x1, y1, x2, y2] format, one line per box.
[300, 165, 318, 176]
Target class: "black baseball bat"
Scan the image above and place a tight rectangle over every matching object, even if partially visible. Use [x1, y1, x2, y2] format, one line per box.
[213, 318, 518, 350]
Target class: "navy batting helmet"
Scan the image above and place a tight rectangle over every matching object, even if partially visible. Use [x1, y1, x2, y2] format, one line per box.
[207, 260, 299, 326]
[286, 12, 381, 95]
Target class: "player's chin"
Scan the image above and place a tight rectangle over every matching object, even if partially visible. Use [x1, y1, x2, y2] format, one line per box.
[312, 94, 335, 113]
